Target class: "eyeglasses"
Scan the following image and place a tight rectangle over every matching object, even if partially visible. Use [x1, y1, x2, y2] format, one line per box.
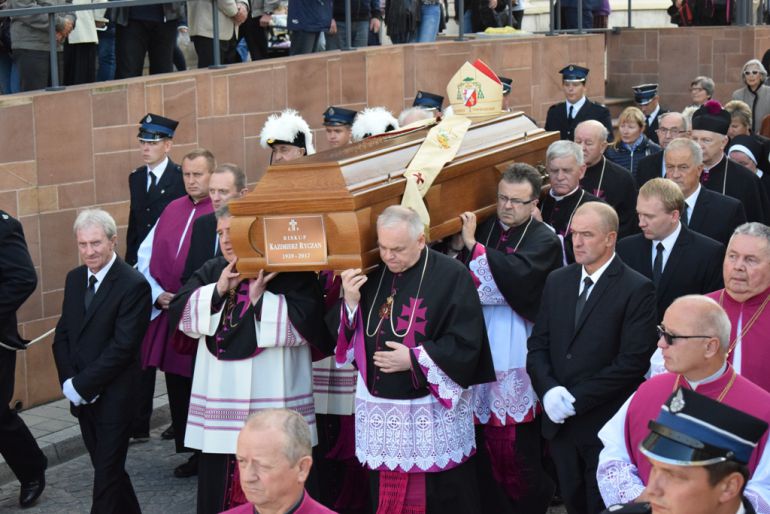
[656, 325, 714, 346]
[656, 128, 685, 136]
[497, 194, 535, 206]
[745, 70, 761, 76]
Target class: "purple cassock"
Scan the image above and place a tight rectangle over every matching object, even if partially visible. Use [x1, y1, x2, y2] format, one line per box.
[140, 195, 213, 376]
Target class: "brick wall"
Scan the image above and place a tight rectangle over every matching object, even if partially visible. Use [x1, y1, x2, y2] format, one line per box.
[607, 26, 770, 112]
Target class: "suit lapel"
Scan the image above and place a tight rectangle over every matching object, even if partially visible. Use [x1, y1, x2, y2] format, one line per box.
[572, 257, 622, 339]
[657, 227, 690, 297]
[78, 258, 121, 335]
[639, 239, 653, 277]
[689, 191, 708, 230]
[72, 267, 87, 333]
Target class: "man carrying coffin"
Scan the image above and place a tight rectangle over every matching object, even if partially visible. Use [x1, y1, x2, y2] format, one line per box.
[330, 205, 495, 513]
[597, 295, 770, 512]
[458, 163, 563, 513]
[170, 205, 330, 513]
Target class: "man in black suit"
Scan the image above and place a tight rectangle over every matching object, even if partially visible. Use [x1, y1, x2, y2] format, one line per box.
[52, 209, 151, 514]
[691, 102, 770, 224]
[527, 202, 657, 514]
[0, 211, 48, 508]
[179, 163, 249, 286]
[545, 65, 613, 142]
[125, 113, 186, 266]
[633, 83, 668, 145]
[665, 137, 747, 247]
[617, 178, 724, 321]
[575, 120, 638, 238]
[635, 112, 689, 188]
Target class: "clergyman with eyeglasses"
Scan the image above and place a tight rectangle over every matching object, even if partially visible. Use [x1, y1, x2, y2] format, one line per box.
[596, 294, 770, 513]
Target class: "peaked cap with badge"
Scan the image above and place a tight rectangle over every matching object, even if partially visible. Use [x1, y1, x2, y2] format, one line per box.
[259, 109, 315, 155]
[137, 113, 179, 141]
[560, 64, 590, 83]
[632, 84, 659, 105]
[412, 90, 444, 111]
[323, 106, 357, 127]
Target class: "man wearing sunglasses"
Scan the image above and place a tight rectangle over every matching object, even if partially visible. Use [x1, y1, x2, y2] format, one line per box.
[596, 294, 770, 513]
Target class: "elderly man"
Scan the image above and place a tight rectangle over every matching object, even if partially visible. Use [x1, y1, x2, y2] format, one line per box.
[617, 178, 723, 321]
[545, 65, 613, 142]
[601, 387, 768, 514]
[703, 223, 770, 395]
[223, 409, 335, 514]
[575, 120, 638, 238]
[459, 163, 562, 512]
[136, 149, 215, 476]
[539, 140, 603, 263]
[260, 109, 316, 164]
[52, 209, 151, 514]
[598, 295, 770, 512]
[664, 138, 746, 247]
[691, 102, 770, 224]
[171, 205, 329, 513]
[527, 202, 657, 514]
[331, 205, 495, 513]
[636, 112, 690, 188]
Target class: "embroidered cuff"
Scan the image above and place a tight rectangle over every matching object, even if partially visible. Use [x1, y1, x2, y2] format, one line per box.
[413, 346, 463, 409]
[596, 460, 645, 505]
[468, 247, 506, 305]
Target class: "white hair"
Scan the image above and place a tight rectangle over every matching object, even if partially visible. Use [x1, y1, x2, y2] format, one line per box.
[73, 209, 117, 239]
[398, 107, 433, 126]
[377, 205, 423, 240]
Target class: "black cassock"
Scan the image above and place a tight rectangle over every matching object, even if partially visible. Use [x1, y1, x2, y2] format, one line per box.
[540, 188, 603, 264]
[326, 248, 495, 514]
[702, 156, 770, 224]
[580, 157, 639, 238]
[473, 215, 563, 321]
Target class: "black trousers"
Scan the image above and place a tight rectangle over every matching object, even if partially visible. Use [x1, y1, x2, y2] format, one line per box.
[165, 371, 193, 453]
[289, 30, 320, 55]
[549, 425, 606, 514]
[191, 36, 239, 69]
[131, 366, 156, 436]
[13, 48, 62, 92]
[78, 405, 141, 514]
[197, 452, 232, 514]
[115, 19, 177, 78]
[240, 16, 270, 60]
[0, 349, 47, 484]
[63, 41, 97, 86]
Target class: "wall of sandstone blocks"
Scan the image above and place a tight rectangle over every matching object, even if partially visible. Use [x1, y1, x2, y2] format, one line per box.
[4, 27, 759, 409]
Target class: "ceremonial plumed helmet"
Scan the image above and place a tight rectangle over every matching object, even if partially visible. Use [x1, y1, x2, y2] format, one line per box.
[259, 109, 315, 155]
[351, 107, 399, 142]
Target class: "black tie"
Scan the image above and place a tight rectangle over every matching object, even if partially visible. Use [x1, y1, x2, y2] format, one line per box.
[84, 275, 97, 311]
[653, 242, 665, 285]
[574, 276, 593, 329]
[568, 105, 574, 121]
[148, 171, 157, 193]
[681, 204, 689, 226]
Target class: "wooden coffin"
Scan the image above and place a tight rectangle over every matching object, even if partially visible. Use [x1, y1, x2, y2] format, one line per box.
[229, 111, 559, 274]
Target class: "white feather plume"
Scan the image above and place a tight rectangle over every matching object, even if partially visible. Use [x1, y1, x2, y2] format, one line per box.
[259, 109, 315, 155]
[351, 107, 399, 142]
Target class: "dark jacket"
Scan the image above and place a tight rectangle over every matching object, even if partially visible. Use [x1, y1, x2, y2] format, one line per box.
[605, 136, 662, 178]
[545, 98, 614, 142]
[0, 212, 37, 351]
[288, 0, 333, 32]
[109, 2, 184, 26]
[333, 0, 381, 21]
[616, 225, 724, 321]
[688, 187, 747, 247]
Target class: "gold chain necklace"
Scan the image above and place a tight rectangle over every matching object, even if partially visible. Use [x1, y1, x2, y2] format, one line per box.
[365, 249, 429, 338]
[717, 289, 770, 355]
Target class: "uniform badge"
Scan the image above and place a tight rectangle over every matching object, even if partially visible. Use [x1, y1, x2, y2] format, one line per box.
[670, 388, 685, 413]
[328, 107, 334, 115]
[569, 65, 575, 71]
[145, 115, 152, 123]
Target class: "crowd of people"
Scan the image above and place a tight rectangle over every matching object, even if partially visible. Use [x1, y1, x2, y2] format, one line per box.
[4, 53, 770, 514]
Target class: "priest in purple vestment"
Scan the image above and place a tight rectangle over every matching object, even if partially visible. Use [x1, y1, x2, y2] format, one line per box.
[598, 295, 770, 513]
[221, 409, 336, 514]
[136, 148, 215, 474]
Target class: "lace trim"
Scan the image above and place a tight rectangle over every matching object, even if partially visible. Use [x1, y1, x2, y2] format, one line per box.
[472, 368, 538, 425]
[469, 253, 506, 306]
[744, 487, 770, 514]
[414, 346, 463, 409]
[596, 459, 645, 506]
[355, 382, 476, 472]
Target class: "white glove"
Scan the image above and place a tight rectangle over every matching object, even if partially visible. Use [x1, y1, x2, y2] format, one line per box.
[62, 378, 84, 406]
[543, 386, 576, 424]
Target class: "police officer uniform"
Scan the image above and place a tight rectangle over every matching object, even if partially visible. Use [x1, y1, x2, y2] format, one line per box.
[125, 113, 186, 266]
[545, 65, 613, 141]
[633, 83, 668, 145]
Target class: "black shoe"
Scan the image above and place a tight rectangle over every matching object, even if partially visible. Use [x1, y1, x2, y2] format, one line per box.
[173, 453, 199, 478]
[19, 475, 45, 508]
[161, 425, 175, 440]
